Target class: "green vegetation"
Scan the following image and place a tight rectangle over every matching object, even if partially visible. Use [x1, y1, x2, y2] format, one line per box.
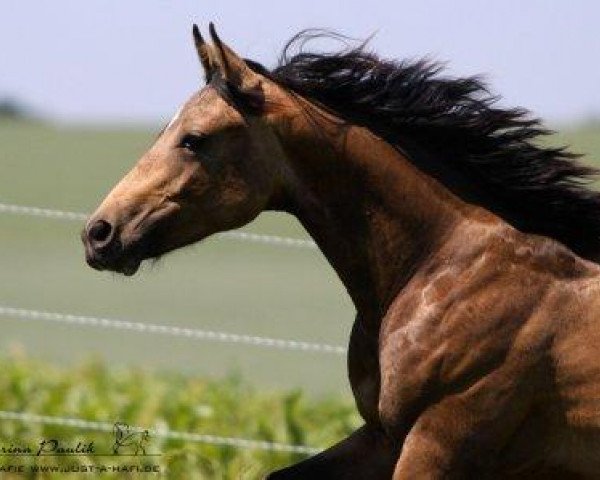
[0, 118, 356, 478]
[0, 119, 598, 478]
[0, 352, 359, 479]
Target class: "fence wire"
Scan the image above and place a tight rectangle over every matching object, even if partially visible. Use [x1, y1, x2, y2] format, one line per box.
[0, 410, 322, 455]
[0, 305, 346, 355]
[0, 200, 336, 455]
[0, 202, 318, 249]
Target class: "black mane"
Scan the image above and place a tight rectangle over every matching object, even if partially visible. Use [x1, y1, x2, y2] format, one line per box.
[251, 31, 600, 261]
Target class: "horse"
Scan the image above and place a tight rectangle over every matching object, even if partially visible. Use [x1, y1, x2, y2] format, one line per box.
[82, 23, 600, 478]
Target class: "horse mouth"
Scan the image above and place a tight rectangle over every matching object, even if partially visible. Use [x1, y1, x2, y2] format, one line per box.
[84, 227, 178, 276]
[117, 257, 142, 276]
[83, 233, 147, 276]
[83, 208, 198, 277]
[85, 249, 142, 276]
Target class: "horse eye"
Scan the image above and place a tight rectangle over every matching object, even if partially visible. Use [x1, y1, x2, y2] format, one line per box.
[179, 134, 206, 153]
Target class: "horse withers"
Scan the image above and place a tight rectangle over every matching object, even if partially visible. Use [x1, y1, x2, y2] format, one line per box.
[82, 23, 600, 479]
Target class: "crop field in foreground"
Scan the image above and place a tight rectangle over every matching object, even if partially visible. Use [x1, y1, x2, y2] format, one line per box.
[0, 352, 359, 479]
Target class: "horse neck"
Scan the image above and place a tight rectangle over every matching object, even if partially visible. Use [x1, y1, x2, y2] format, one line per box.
[274, 108, 472, 326]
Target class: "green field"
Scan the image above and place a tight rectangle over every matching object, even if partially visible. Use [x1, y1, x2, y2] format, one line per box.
[0, 119, 356, 396]
[0, 119, 599, 478]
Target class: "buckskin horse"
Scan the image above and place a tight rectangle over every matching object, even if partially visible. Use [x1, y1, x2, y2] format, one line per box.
[82, 24, 600, 479]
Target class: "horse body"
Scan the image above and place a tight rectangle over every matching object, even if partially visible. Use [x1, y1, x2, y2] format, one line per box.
[270, 113, 600, 478]
[82, 24, 600, 478]
[378, 228, 600, 478]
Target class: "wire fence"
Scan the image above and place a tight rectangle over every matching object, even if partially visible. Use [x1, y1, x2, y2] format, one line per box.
[0, 305, 346, 355]
[0, 201, 335, 455]
[0, 410, 322, 455]
[0, 202, 318, 249]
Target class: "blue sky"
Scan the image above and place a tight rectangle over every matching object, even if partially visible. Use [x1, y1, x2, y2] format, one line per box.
[1, 1, 599, 124]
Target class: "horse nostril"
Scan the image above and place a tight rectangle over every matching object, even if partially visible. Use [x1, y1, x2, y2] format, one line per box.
[88, 219, 113, 245]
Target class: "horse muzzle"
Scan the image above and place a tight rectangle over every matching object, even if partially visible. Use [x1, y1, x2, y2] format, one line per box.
[82, 218, 142, 276]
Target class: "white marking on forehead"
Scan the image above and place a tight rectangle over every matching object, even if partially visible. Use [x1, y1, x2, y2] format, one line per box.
[165, 90, 210, 131]
[166, 103, 185, 130]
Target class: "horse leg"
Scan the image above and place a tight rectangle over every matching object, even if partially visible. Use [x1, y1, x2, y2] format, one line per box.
[390, 390, 532, 480]
[391, 416, 458, 480]
[394, 425, 584, 480]
[266, 424, 398, 479]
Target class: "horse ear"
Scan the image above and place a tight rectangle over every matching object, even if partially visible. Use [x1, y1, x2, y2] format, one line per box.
[192, 24, 215, 83]
[208, 22, 263, 108]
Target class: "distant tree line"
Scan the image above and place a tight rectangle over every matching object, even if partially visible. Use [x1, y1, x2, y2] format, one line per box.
[0, 97, 31, 119]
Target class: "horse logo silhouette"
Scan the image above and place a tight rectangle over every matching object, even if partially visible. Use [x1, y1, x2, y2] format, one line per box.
[112, 422, 150, 455]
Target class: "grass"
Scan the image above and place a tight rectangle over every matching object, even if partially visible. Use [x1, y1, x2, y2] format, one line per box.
[0, 118, 357, 478]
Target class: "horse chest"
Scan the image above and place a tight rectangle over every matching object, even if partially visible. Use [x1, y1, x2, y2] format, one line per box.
[348, 320, 382, 425]
[348, 300, 449, 431]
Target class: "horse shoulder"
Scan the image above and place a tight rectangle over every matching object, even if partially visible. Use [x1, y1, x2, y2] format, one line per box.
[376, 231, 579, 436]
